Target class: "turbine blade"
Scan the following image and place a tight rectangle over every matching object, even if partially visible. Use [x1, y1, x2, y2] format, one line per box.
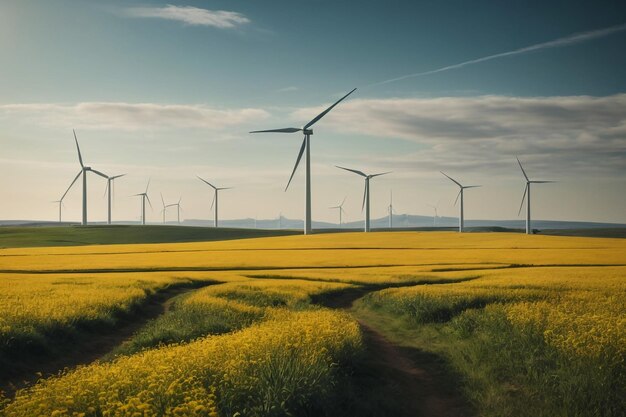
[341, 195, 347, 206]
[217, 187, 233, 190]
[146, 194, 153, 210]
[90, 169, 108, 179]
[210, 192, 216, 210]
[61, 171, 82, 200]
[197, 175, 217, 190]
[103, 180, 109, 198]
[463, 185, 482, 189]
[369, 171, 392, 178]
[531, 180, 556, 183]
[518, 184, 528, 216]
[516, 157, 529, 181]
[336, 165, 367, 177]
[303, 88, 357, 130]
[285, 137, 306, 191]
[454, 189, 461, 206]
[440, 171, 462, 187]
[250, 127, 302, 134]
[73, 130, 84, 168]
[145, 178, 151, 194]
[361, 183, 367, 212]
[160, 192, 165, 208]
[111, 174, 126, 180]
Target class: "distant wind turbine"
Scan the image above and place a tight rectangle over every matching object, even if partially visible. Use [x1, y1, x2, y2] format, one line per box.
[171, 197, 182, 224]
[160, 193, 170, 224]
[441, 172, 481, 233]
[329, 196, 347, 228]
[426, 201, 441, 227]
[65, 130, 108, 225]
[133, 179, 152, 225]
[103, 174, 125, 225]
[52, 199, 64, 223]
[388, 190, 395, 228]
[250, 88, 357, 235]
[517, 157, 555, 234]
[336, 166, 391, 232]
[197, 176, 231, 228]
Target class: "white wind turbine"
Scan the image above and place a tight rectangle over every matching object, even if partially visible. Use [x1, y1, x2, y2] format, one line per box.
[388, 190, 395, 229]
[197, 176, 232, 228]
[441, 172, 481, 233]
[517, 157, 554, 234]
[336, 166, 391, 232]
[64, 130, 109, 225]
[329, 196, 347, 228]
[426, 201, 440, 227]
[103, 174, 125, 225]
[52, 199, 64, 223]
[133, 180, 152, 225]
[171, 197, 182, 224]
[160, 193, 171, 224]
[250, 88, 357, 235]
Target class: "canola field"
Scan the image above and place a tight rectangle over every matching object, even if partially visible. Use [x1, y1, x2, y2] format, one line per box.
[0, 231, 624, 417]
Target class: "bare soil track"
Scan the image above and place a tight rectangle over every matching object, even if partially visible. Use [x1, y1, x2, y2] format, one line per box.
[0, 284, 207, 398]
[315, 286, 473, 417]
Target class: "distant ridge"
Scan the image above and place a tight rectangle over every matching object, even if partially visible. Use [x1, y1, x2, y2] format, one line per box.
[2, 215, 625, 231]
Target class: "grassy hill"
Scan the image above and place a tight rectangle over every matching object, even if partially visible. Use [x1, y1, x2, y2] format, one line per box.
[0, 225, 299, 248]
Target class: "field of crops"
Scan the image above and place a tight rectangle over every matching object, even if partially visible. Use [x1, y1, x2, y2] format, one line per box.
[0, 231, 624, 417]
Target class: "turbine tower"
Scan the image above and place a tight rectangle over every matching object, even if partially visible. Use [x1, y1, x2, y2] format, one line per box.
[329, 196, 347, 228]
[441, 172, 481, 233]
[133, 179, 152, 225]
[172, 197, 182, 224]
[104, 174, 125, 225]
[336, 166, 390, 232]
[517, 157, 554, 234]
[197, 176, 231, 228]
[66, 130, 108, 225]
[250, 88, 357, 235]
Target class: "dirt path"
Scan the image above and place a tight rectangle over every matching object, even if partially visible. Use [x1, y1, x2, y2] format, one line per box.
[316, 287, 472, 417]
[1, 284, 206, 398]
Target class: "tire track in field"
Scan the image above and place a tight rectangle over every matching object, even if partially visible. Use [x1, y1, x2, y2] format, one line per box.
[0, 283, 214, 399]
[314, 286, 473, 417]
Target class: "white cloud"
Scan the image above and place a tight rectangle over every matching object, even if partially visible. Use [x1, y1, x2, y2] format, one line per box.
[276, 86, 299, 93]
[292, 94, 626, 177]
[124, 5, 250, 29]
[0, 102, 269, 131]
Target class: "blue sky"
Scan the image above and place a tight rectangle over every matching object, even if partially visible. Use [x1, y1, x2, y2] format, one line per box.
[1, 0, 625, 224]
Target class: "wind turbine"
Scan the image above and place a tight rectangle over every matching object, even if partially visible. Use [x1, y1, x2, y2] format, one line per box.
[336, 166, 391, 232]
[52, 200, 64, 223]
[103, 174, 125, 225]
[160, 193, 169, 224]
[441, 172, 481, 233]
[426, 202, 440, 227]
[250, 88, 357, 235]
[66, 130, 109, 225]
[329, 196, 347, 228]
[388, 190, 395, 229]
[133, 179, 152, 225]
[171, 197, 182, 224]
[197, 176, 232, 228]
[517, 157, 554, 234]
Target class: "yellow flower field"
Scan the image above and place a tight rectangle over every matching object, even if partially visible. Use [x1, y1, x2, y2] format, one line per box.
[0, 231, 624, 416]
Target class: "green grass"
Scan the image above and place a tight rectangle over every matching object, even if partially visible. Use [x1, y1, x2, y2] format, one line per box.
[0, 225, 298, 248]
[353, 299, 625, 417]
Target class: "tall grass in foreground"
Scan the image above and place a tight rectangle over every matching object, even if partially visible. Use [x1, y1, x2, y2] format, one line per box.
[1, 309, 362, 417]
[361, 278, 625, 417]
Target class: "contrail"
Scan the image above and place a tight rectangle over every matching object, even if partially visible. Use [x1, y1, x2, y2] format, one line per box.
[371, 23, 626, 87]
